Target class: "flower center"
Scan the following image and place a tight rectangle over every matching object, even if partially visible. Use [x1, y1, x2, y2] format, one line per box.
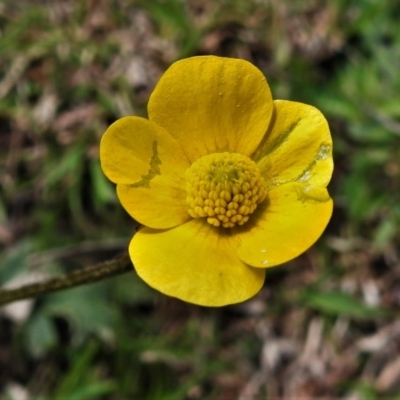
[185, 152, 267, 228]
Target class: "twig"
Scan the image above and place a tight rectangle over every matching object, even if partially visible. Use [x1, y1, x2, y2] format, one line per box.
[0, 253, 132, 307]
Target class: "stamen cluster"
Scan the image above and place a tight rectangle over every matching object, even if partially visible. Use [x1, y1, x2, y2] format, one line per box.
[186, 152, 267, 228]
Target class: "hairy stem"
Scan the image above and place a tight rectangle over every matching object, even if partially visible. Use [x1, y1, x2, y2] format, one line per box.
[0, 253, 132, 307]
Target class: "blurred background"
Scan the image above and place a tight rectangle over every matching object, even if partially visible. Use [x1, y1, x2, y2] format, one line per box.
[1, 0, 400, 399]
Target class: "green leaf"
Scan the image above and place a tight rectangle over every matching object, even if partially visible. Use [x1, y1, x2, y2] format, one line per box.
[45, 143, 85, 188]
[302, 290, 386, 319]
[373, 219, 397, 249]
[89, 159, 115, 206]
[145, 0, 190, 32]
[0, 241, 32, 283]
[41, 284, 118, 340]
[25, 313, 57, 357]
[54, 340, 115, 399]
[62, 381, 116, 400]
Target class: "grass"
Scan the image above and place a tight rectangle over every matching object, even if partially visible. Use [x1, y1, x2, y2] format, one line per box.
[1, 0, 400, 398]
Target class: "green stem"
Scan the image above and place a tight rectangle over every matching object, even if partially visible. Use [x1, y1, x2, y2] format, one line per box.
[0, 253, 132, 307]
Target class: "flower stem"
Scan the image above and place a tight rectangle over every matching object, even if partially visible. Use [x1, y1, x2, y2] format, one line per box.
[0, 253, 132, 307]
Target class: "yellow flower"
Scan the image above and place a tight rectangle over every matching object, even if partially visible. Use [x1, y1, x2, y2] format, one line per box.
[100, 56, 333, 307]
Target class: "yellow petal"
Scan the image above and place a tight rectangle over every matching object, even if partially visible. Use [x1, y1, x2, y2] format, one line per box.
[236, 182, 333, 267]
[148, 56, 273, 163]
[117, 178, 190, 229]
[100, 116, 189, 184]
[130, 219, 266, 306]
[253, 100, 333, 188]
[100, 116, 191, 229]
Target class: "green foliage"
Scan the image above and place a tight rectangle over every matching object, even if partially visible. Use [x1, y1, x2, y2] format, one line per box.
[0, 242, 32, 284]
[141, 0, 202, 57]
[1, 0, 400, 398]
[302, 290, 386, 319]
[53, 341, 116, 400]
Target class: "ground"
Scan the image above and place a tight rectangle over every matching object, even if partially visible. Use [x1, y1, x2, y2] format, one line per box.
[1, 0, 400, 399]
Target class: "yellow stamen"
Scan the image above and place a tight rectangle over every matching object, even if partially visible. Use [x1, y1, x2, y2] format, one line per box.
[185, 152, 267, 228]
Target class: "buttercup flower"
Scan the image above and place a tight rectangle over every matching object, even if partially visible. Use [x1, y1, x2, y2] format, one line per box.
[100, 56, 333, 307]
